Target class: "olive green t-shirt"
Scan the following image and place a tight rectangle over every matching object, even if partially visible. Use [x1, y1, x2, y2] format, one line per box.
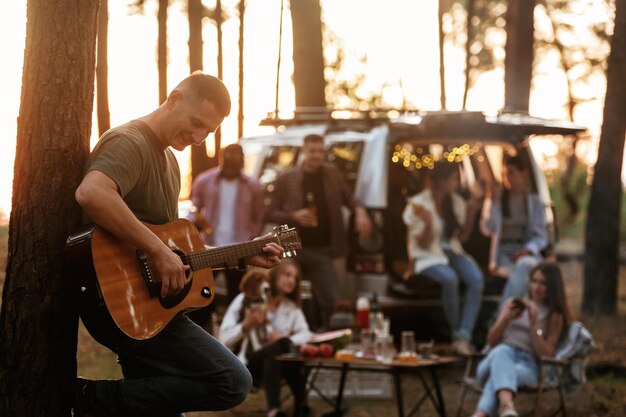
[86, 120, 180, 224]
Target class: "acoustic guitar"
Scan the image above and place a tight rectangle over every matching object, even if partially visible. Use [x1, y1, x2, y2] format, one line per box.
[65, 219, 301, 342]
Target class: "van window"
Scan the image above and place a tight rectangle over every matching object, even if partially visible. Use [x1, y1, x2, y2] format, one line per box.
[259, 145, 299, 188]
[259, 141, 364, 194]
[327, 141, 364, 192]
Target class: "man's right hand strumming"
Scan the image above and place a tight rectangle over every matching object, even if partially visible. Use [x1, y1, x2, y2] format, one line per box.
[76, 170, 190, 299]
[149, 245, 190, 298]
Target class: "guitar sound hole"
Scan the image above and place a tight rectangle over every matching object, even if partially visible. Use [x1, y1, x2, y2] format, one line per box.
[159, 281, 192, 309]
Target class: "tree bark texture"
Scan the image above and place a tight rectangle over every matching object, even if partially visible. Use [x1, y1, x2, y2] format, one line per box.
[583, 0, 626, 315]
[188, 0, 213, 181]
[188, 0, 203, 73]
[158, 0, 169, 104]
[504, 0, 535, 112]
[96, 0, 111, 136]
[290, 0, 326, 110]
[0, 0, 98, 416]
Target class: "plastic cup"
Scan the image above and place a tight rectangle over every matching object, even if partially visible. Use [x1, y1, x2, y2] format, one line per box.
[400, 331, 416, 355]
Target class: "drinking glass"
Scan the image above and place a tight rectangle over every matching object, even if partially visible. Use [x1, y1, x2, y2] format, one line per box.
[400, 331, 416, 355]
[376, 335, 395, 364]
[360, 329, 375, 356]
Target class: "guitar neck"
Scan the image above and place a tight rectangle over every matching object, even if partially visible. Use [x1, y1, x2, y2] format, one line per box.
[182, 236, 277, 271]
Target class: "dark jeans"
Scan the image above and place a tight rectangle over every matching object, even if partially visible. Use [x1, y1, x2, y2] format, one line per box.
[89, 314, 252, 417]
[295, 247, 339, 329]
[409, 249, 484, 341]
[186, 269, 247, 330]
[246, 337, 306, 413]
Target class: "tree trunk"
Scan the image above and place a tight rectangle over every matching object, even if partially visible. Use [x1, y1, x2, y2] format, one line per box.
[583, 0, 626, 315]
[96, 0, 110, 136]
[188, 0, 212, 181]
[0, 0, 98, 415]
[504, 0, 535, 111]
[238, 0, 245, 139]
[290, 0, 326, 110]
[158, 0, 169, 104]
[188, 0, 203, 73]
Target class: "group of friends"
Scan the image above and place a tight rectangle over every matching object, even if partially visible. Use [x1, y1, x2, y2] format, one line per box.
[72, 72, 578, 417]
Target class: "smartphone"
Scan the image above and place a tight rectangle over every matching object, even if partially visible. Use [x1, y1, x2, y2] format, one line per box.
[511, 298, 526, 311]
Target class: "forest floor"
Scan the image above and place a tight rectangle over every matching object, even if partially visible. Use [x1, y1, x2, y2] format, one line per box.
[1, 232, 625, 416]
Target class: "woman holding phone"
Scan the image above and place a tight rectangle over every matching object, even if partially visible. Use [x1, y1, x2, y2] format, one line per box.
[470, 262, 574, 417]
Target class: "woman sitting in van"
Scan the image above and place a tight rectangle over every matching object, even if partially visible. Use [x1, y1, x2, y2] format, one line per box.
[481, 155, 548, 311]
[402, 160, 484, 355]
[471, 262, 573, 417]
[219, 260, 312, 417]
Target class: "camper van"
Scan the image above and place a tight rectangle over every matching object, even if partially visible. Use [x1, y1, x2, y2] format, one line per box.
[238, 110, 585, 343]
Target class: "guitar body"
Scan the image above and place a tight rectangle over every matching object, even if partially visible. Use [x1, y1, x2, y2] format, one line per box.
[67, 219, 214, 342]
[66, 220, 300, 342]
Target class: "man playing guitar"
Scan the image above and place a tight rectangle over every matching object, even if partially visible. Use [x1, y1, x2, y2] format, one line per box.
[72, 73, 283, 417]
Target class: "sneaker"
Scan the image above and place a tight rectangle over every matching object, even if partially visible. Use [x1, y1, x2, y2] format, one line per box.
[498, 404, 519, 417]
[452, 337, 476, 356]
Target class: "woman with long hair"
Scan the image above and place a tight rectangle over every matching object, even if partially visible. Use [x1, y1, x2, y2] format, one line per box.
[219, 260, 311, 417]
[471, 262, 574, 417]
[481, 154, 549, 311]
[402, 160, 484, 355]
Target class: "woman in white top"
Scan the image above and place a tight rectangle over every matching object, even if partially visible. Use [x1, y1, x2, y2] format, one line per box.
[402, 161, 484, 355]
[219, 260, 312, 417]
[471, 262, 573, 417]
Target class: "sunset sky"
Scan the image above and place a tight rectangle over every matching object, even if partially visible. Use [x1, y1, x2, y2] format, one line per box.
[0, 0, 618, 224]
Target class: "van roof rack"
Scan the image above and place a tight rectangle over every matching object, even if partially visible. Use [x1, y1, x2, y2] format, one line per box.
[260, 108, 586, 139]
[260, 107, 420, 127]
[392, 110, 586, 138]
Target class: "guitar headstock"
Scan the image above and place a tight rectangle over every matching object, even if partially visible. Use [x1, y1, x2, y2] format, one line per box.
[273, 225, 302, 258]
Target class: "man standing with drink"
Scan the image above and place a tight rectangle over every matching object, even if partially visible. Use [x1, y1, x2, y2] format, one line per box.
[265, 134, 371, 329]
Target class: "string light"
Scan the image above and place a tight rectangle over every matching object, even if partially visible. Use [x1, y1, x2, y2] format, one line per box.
[391, 143, 482, 170]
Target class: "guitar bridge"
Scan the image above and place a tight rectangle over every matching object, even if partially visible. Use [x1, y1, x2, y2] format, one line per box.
[136, 249, 160, 298]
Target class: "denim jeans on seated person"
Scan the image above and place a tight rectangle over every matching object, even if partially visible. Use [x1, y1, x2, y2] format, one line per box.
[89, 314, 252, 417]
[496, 244, 540, 313]
[408, 248, 484, 341]
[476, 344, 538, 416]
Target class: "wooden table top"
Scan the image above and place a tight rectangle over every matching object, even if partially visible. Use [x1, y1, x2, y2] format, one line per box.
[278, 353, 459, 369]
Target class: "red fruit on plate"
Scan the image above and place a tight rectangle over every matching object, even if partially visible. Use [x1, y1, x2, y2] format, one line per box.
[300, 344, 320, 358]
[319, 343, 334, 358]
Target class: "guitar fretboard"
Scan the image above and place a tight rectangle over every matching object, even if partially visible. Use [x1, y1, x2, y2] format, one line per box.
[181, 236, 277, 271]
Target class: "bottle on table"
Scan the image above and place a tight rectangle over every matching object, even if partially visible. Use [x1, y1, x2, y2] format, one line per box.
[356, 296, 371, 329]
[369, 292, 379, 330]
